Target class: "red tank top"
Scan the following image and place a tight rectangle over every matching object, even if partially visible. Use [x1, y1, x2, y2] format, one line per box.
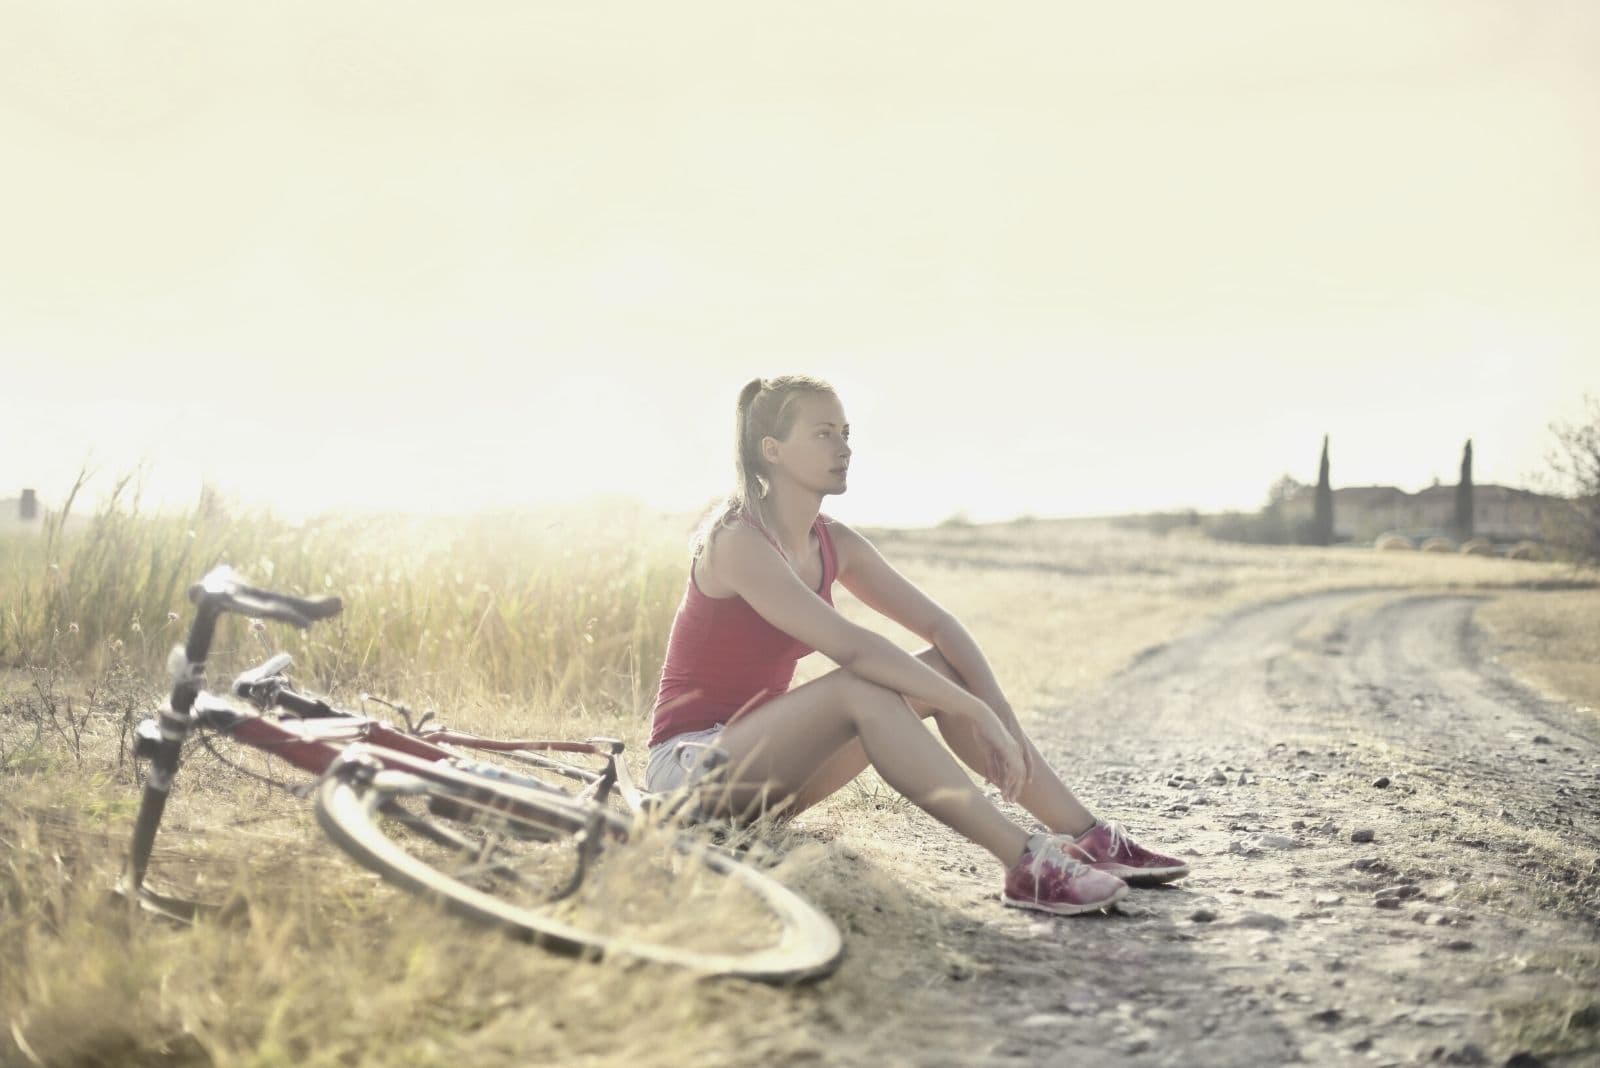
[648, 515, 839, 747]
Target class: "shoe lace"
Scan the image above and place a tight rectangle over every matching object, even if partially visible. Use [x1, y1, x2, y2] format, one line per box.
[1100, 819, 1133, 858]
[1030, 836, 1090, 880]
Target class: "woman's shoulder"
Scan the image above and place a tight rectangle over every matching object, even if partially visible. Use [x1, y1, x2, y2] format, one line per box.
[707, 511, 783, 554]
[816, 514, 874, 573]
[697, 514, 779, 589]
[816, 512, 848, 534]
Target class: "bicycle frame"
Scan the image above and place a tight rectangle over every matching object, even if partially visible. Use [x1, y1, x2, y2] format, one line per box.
[232, 656, 642, 811]
[189, 695, 630, 797]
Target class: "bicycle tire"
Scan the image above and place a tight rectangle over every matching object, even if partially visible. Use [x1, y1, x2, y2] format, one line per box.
[314, 762, 842, 984]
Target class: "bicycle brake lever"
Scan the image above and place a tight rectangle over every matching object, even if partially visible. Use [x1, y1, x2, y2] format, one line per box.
[232, 653, 294, 694]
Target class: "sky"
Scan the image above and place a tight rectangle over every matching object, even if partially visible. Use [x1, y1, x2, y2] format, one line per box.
[2, 1, 1596, 527]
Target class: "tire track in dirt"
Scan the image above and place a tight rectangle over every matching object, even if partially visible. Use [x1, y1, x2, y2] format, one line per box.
[934, 589, 1600, 1067]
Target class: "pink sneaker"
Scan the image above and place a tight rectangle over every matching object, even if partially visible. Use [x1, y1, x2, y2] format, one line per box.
[1073, 820, 1190, 885]
[1002, 836, 1129, 916]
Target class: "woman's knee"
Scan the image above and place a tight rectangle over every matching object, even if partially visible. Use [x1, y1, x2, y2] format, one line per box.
[833, 650, 964, 722]
[836, 672, 916, 723]
[900, 648, 967, 718]
[915, 647, 964, 685]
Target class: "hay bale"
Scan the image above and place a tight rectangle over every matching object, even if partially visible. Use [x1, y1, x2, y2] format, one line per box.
[1374, 533, 1414, 551]
[1507, 540, 1544, 561]
[1459, 538, 1494, 556]
[1419, 536, 1457, 553]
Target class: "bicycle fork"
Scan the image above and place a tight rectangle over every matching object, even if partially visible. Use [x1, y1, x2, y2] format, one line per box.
[121, 677, 200, 895]
[121, 599, 223, 900]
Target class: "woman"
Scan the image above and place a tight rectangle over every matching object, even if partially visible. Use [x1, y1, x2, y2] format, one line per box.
[645, 375, 1187, 915]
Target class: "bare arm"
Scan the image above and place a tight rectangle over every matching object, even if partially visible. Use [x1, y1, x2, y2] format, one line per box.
[832, 523, 1011, 707]
[832, 522, 1034, 774]
[711, 525, 993, 724]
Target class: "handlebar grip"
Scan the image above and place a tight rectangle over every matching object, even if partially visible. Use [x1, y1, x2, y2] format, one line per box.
[233, 579, 342, 622]
[187, 566, 343, 629]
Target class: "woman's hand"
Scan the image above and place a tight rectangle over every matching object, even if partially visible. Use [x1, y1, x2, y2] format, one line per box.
[967, 700, 1027, 803]
[993, 703, 1035, 786]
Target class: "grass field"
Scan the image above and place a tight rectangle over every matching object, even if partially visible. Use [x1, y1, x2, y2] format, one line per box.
[2, 502, 1594, 1067]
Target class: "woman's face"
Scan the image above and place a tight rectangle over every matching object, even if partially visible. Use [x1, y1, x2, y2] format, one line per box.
[768, 392, 851, 497]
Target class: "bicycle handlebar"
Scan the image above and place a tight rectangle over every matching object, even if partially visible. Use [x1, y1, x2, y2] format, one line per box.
[172, 566, 341, 673]
[187, 566, 343, 629]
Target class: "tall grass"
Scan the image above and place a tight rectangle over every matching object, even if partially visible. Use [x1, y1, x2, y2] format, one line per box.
[2, 494, 690, 717]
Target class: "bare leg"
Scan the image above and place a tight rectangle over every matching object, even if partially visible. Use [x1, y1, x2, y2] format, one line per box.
[781, 649, 1098, 835]
[911, 650, 1098, 836]
[929, 715, 1096, 835]
[708, 670, 1030, 865]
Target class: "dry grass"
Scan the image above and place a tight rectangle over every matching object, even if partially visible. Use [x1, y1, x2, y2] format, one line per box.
[1, 494, 686, 714]
[2, 508, 1594, 1066]
[1475, 587, 1600, 715]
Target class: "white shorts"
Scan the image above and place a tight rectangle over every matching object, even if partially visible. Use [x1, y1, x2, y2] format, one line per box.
[644, 725, 726, 795]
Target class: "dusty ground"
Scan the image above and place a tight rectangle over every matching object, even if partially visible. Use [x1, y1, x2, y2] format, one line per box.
[6, 526, 1598, 1068]
[791, 587, 1600, 1067]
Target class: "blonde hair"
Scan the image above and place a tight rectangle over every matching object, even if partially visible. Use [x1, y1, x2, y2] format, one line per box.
[693, 375, 837, 558]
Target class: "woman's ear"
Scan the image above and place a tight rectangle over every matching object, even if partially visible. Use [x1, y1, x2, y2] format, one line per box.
[760, 435, 781, 465]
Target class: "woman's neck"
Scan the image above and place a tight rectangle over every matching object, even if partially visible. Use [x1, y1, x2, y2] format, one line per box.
[758, 487, 821, 556]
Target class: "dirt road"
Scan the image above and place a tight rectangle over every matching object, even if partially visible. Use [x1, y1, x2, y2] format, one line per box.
[852, 589, 1600, 1067]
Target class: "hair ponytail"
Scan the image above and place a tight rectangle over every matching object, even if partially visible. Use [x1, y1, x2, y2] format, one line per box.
[736, 378, 764, 412]
[692, 374, 835, 558]
[733, 378, 771, 524]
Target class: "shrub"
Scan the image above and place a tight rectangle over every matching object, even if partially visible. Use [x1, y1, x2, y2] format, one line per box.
[1543, 395, 1600, 568]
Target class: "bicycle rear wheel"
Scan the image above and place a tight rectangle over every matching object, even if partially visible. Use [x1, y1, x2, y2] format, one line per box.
[313, 755, 842, 984]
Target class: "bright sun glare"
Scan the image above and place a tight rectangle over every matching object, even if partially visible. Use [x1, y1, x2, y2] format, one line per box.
[2, 3, 1596, 526]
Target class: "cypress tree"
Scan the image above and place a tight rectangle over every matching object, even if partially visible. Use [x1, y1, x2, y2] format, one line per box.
[1313, 434, 1334, 546]
[1455, 438, 1474, 539]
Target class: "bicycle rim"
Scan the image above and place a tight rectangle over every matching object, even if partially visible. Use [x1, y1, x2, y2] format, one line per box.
[314, 771, 842, 984]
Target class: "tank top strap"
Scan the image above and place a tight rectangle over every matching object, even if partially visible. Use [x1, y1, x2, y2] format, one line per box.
[816, 516, 838, 591]
[739, 513, 785, 553]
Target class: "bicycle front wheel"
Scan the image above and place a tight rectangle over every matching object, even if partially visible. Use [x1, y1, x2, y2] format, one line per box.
[314, 758, 842, 984]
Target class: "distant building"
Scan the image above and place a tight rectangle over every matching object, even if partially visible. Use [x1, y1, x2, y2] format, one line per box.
[1283, 484, 1555, 542]
[2, 489, 44, 525]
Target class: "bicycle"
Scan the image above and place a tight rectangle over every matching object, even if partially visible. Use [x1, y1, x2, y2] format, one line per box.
[120, 565, 843, 983]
